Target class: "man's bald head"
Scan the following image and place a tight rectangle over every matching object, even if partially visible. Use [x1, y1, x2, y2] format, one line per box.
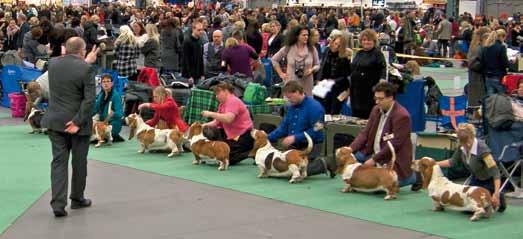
[212, 30, 223, 45]
[65, 37, 86, 56]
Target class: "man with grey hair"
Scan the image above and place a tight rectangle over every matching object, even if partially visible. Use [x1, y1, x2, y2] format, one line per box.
[203, 30, 224, 77]
[16, 13, 30, 51]
[41, 37, 98, 217]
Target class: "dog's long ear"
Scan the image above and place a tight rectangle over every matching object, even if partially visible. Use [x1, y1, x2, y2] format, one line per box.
[128, 118, 137, 140]
[421, 162, 433, 189]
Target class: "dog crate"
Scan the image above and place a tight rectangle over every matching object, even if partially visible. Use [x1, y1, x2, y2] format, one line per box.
[1, 65, 42, 107]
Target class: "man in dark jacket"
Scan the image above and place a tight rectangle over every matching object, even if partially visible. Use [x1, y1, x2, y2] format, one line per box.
[16, 13, 30, 51]
[41, 38, 98, 217]
[182, 21, 205, 85]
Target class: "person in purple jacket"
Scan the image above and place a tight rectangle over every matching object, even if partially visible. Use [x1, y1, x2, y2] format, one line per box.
[221, 37, 259, 78]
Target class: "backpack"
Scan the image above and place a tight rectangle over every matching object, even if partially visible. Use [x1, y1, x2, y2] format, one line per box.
[243, 83, 267, 105]
[485, 94, 514, 130]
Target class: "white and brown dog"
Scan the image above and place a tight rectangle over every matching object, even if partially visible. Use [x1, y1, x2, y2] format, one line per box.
[91, 115, 113, 148]
[335, 142, 399, 200]
[187, 122, 231, 171]
[125, 113, 184, 157]
[249, 129, 312, 183]
[412, 157, 494, 221]
[25, 106, 46, 134]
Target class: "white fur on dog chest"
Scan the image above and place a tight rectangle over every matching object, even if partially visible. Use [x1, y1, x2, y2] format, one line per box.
[342, 163, 361, 180]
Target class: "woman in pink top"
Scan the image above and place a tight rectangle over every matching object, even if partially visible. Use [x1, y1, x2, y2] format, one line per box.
[202, 82, 254, 165]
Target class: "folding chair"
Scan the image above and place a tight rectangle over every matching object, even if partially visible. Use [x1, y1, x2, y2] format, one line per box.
[497, 141, 523, 198]
[462, 141, 523, 197]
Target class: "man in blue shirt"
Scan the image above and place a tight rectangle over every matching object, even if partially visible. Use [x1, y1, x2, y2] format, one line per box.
[268, 80, 336, 177]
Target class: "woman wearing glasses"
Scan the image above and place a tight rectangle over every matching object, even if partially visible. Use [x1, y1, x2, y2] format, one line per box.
[93, 74, 125, 142]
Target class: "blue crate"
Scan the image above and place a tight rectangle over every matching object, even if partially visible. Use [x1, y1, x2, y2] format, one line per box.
[1, 65, 43, 107]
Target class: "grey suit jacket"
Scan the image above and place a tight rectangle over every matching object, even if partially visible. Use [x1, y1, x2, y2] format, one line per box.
[437, 19, 452, 40]
[41, 55, 96, 136]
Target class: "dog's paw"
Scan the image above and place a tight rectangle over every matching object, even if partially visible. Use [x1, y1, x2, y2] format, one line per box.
[167, 153, 175, 158]
[95, 143, 102, 148]
[192, 160, 200, 165]
[28, 131, 35, 134]
[384, 195, 396, 200]
[432, 206, 444, 212]
[218, 166, 226, 171]
[138, 150, 145, 154]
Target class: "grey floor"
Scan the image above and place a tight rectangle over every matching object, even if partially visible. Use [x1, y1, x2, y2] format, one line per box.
[0, 160, 440, 239]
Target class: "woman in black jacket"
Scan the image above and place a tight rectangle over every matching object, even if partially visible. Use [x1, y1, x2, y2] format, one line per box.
[349, 29, 386, 119]
[267, 20, 284, 57]
[317, 34, 352, 114]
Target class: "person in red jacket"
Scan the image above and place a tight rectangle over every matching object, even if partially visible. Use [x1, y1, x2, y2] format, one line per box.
[138, 86, 188, 132]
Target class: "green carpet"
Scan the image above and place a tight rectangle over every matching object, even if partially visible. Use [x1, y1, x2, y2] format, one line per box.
[0, 126, 51, 234]
[1, 125, 522, 239]
[0, 111, 11, 119]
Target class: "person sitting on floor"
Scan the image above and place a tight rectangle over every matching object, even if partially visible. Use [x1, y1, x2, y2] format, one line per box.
[437, 123, 507, 212]
[268, 80, 337, 178]
[138, 86, 188, 132]
[93, 74, 125, 142]
[346, 82, 422, 190]
[201, 81, 254, 165]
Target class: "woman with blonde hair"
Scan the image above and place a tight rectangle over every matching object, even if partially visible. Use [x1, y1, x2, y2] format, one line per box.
[317, 34, 353, 114]
[222, 37, 259, 77]
[467, 26, 490, 106]
[437, 123, 506, 213]
[349, 29, 386, 119]
[480, 30, 509, 95]
[114, 25, 140, 80]
[138, 86, 188, 132]
[142, 23, 161, 69]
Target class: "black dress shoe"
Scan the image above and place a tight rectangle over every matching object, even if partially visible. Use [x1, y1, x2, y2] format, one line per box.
[71, 198, 92, 209]
[53, 209, 68, 217]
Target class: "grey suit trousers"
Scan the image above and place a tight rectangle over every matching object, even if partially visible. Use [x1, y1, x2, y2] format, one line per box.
[48, 130, 90, 210]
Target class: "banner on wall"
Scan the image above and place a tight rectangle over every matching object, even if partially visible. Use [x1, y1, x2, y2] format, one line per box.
[372, 0, 385, 7]
[423, 0, 447, 4]
[63, 0, 89, 6]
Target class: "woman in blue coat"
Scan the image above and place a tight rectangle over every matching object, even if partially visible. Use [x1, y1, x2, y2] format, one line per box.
[93, 74, 124, 142]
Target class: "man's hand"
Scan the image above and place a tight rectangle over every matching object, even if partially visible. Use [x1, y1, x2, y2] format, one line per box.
[282, 135, 295, 147]
[65, 121, 80, 134]
[137, 103, 150, 111]
[364, 158, 376, 166]
[201, 110, 214, 118]
[85, 45, 99, 64]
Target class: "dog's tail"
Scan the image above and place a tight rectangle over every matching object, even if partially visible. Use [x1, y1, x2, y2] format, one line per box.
[300, 132, 314, 156]
[386, 141, 396, 171]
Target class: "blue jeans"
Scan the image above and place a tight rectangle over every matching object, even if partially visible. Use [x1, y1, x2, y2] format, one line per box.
[485, 76, 506, 96]
[354, 151, 416, 187]
[469, 176, 506, 209]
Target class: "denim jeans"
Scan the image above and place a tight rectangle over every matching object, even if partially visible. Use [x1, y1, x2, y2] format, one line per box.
[354, 151, 416, 187]
[485, 76, 506, 96]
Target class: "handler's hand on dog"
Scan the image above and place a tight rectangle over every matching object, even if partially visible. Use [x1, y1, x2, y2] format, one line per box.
[364, 158, 376, 166]
[65, 121, 79, 134]
[282, 136, 295, 147]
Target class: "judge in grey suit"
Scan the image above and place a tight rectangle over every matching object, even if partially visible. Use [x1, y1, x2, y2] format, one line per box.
[41, 37, 99, 217]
